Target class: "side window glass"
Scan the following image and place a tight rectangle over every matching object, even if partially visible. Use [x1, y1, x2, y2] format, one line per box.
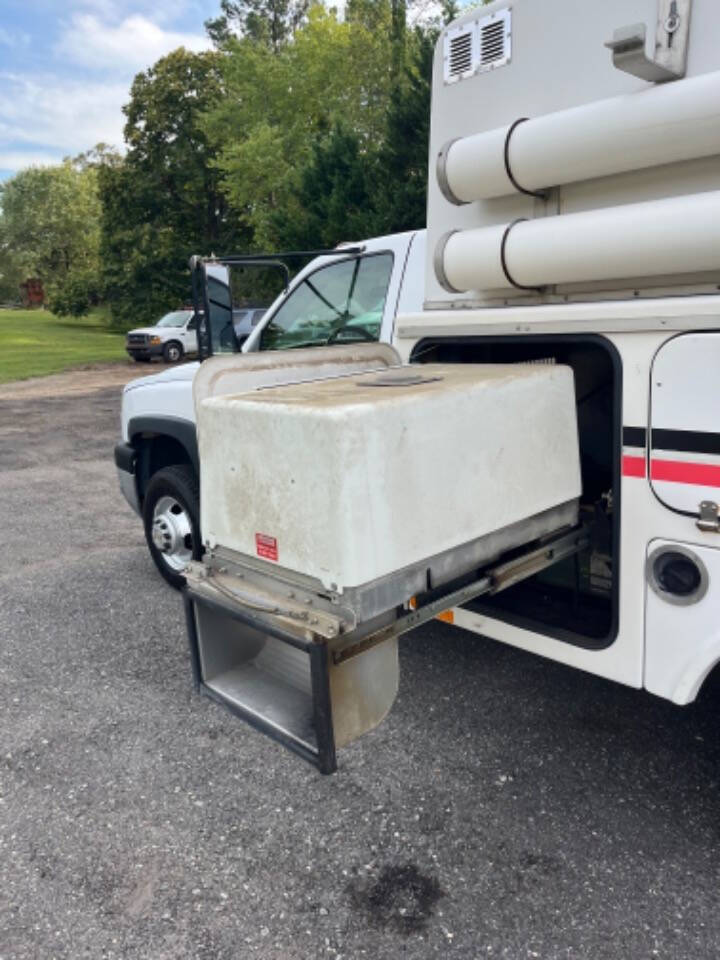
[259, 254, 393, 351]
[345, 255, 393, 341]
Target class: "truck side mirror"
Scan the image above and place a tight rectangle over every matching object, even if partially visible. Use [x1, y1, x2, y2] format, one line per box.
[191, 259, 237, 360]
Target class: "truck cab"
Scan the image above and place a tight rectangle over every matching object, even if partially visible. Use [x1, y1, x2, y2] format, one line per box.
[115, 230, 425, 587]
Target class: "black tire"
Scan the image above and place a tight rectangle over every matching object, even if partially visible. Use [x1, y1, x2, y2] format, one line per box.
[163, 340, 183, 363]
[143, 464, 201, 589]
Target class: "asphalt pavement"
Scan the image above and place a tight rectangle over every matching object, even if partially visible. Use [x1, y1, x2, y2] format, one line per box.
[2, 373, 720, 959]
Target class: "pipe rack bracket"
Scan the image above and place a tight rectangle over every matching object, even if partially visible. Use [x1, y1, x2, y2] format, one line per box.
[605, 0, 692, 83]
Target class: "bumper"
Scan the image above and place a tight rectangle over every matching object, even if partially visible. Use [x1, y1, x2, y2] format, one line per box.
[114, 442, 141, 515]
[126, 344, 164, 359]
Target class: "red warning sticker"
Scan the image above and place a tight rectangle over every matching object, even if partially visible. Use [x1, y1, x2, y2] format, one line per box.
[255, 533, 278, 561]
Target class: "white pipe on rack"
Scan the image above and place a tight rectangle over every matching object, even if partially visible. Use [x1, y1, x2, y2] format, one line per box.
[439, 70, 720, 204]
[438, 190, 720, 293]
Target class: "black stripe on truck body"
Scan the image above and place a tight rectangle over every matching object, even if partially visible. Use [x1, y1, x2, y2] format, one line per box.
[652, 428, 720, 456]
[622, 426, 646, 449]
[623, 426, 720, 456]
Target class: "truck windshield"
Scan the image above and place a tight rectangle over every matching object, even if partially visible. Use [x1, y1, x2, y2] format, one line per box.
[156, 311, 192, 328]
[259, 253, 393, 351]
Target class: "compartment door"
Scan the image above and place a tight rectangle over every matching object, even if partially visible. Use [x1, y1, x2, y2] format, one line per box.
[650, 333, 720, 515]
[645, 539, 720, 704]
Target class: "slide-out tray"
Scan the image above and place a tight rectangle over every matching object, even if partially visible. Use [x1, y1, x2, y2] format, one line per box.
[184, 525, 588, 773]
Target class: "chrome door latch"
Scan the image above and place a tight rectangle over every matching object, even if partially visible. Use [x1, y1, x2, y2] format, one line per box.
[697, 501, 720, 533]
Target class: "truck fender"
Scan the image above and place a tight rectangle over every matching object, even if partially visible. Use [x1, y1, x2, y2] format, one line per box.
[127, 415, 199, 503]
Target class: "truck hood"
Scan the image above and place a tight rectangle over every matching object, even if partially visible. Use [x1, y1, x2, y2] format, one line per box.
[123, 361, 200, 393]
[126, 326, 167, 337]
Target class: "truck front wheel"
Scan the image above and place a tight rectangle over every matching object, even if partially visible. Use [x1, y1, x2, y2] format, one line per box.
[143, 464, 201, 589]
[163, 341, 183, 363]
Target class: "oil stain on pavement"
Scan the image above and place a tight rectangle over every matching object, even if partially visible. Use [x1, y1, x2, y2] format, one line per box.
[347, 862, 444, 935]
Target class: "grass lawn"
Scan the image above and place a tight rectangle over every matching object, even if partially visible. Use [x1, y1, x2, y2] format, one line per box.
[0, 307, 128, 383]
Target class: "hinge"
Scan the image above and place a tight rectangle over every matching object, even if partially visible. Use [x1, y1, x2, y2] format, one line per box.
[697, 500, 720, 533]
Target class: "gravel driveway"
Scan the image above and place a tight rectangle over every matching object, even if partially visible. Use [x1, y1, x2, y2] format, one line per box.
[2, 369, 720, 959]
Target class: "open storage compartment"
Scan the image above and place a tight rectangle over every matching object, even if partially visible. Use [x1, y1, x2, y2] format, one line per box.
[410, 335, 621, 648]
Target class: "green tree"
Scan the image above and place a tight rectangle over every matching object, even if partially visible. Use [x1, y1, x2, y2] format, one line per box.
[440, 0, 461, 23]
[99, 48, 243, 329]
[206, 0, 310, 49]
[266, 123, 379, 249]
[93, 0, 447, 322]
[267, 7, 435, 248]
[203, 3, 394, 247]
[72, 143, 122, 171]
[372, 23, 436, 233]
[0, 160, 102, 314]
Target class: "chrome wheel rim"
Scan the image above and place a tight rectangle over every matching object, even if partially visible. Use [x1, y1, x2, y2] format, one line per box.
[166, 345, 181, 361]
[151, 495, 193, 571]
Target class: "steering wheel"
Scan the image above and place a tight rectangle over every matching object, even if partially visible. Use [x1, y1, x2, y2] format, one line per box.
[326, 324, 376, 344]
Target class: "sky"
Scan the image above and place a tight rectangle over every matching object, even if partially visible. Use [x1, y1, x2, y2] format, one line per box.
[0, 0, 221, 181]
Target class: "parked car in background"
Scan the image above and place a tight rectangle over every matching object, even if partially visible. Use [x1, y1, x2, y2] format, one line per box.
[125, 309, 200, 363]
[232, 305, 267, 344]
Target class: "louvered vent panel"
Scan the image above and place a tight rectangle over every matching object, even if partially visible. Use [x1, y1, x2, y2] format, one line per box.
[449, 31, 473, 78]
[480, 20, 506, 65]
[477, 10, 511, 72]
[442, 9, 510, 85]
[443, 24, 478, 84]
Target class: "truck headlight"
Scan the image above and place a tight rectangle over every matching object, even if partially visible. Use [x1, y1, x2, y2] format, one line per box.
[149, 335, 162, 345]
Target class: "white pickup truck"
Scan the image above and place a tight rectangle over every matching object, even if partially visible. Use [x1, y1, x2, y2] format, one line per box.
[125, 309, 201, 364]
[115, 230, 425, 587]
[125, 305, 268, 364]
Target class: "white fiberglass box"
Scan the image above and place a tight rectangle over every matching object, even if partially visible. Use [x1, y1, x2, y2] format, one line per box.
[198, 363, 581, 592]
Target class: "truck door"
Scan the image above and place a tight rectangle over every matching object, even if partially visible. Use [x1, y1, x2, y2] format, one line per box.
[650, 333, 720, 519]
